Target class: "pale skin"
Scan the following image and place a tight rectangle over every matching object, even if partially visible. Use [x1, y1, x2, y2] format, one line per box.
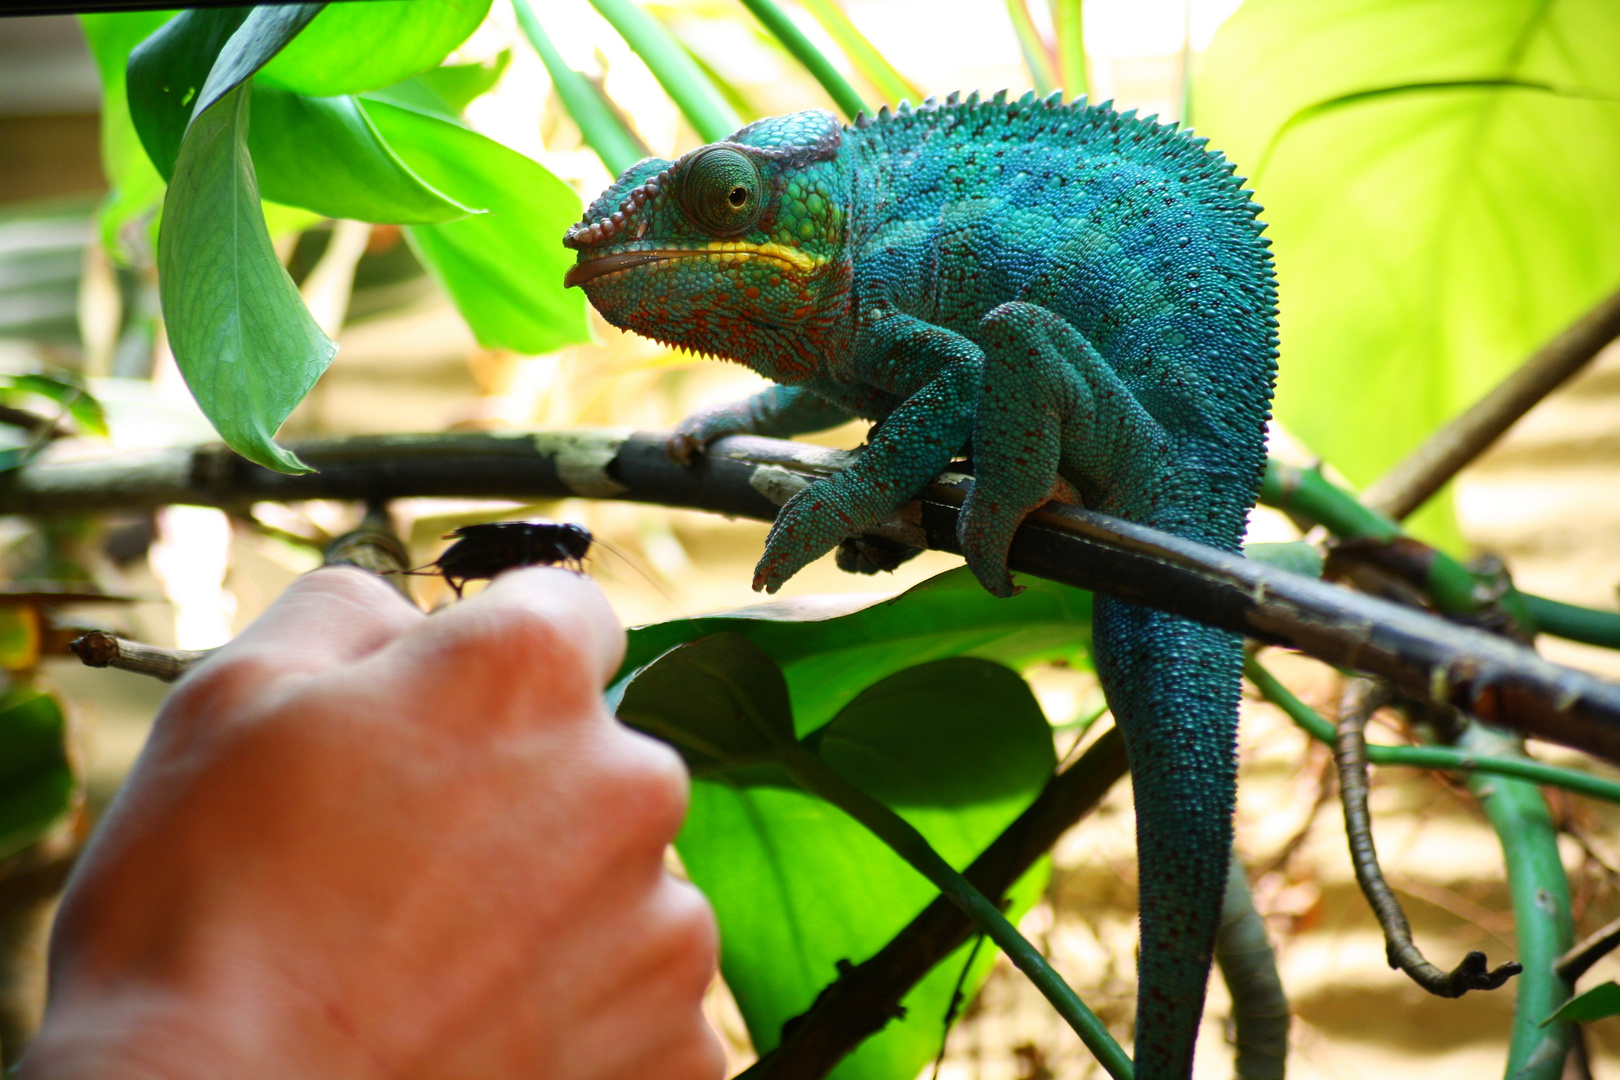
[19, 566, 725, 1080]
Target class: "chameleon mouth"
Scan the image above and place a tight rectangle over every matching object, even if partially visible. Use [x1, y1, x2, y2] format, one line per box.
[565, 243, 826, 289]
[564, 250, 703, 289]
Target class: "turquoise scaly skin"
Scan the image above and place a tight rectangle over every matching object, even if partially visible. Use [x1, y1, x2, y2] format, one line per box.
[564, 90, 1278, 1077]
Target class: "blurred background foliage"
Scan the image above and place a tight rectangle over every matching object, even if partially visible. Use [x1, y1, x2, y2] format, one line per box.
[1, 0, 1619, 1077]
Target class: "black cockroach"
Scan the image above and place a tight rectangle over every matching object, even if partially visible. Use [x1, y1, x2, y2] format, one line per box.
[398, 520, 594, 598]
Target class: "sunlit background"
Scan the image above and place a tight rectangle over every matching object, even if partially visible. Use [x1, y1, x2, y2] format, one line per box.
[2, 1, 1619, 1075]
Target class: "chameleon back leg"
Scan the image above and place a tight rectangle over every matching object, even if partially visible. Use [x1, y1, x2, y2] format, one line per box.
[961, 300, 1237, 1078]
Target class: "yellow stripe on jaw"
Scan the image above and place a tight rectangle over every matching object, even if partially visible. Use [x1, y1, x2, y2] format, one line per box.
[704, 240, 825, 274]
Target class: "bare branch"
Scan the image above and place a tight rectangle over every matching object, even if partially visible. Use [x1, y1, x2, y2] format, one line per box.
[13, 430, 1620, 763]
[1557, 912, 1620, 984]
[1362, 284, 1620, 521]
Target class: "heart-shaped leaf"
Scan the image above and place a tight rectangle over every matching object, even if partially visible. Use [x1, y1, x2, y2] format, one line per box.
[620, 566, 1093, 734]
[676, 657, 1056, 1080]
[615, 633, 797, 773]
[1195, 0, 1620, 546]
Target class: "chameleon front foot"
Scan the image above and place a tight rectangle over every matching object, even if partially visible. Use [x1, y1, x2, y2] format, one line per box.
[753, 482, 857, 592]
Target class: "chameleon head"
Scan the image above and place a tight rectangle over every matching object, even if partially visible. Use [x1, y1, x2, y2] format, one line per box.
[563, 110, 853, 373]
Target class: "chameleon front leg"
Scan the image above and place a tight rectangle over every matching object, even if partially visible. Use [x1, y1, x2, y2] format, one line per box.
[753, 316, 982, 592]
[668, 384, 856, 464]
[960, 300, 1172, 597]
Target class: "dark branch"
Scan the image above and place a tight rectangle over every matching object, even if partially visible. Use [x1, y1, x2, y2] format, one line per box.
[1362, 284, 1620, 520]
[12, 430, 1620, 763]
[1335, 677, 1520, 997]
[1557, 912, 1620, 984]
[740, 727, 1129, 1080]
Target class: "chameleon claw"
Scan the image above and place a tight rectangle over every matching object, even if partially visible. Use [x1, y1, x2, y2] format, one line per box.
[666, 430, 705, 466]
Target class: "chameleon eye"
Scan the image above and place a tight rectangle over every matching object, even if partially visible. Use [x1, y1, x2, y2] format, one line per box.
[678, 146, 764, 237]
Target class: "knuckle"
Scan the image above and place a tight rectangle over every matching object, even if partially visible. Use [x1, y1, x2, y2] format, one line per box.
[661, 1023, 727, 1080]
[662, 879, 720, 975]
[604, 732, 691, 844]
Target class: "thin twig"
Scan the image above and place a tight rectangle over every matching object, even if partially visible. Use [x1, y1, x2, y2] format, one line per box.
[1335, 676, 1520, 997]
[69, 505, 413, 681]
[1362, 284, 1620, 520]
[1557, 912, 1620, 984]
[67, 631, 208, 682]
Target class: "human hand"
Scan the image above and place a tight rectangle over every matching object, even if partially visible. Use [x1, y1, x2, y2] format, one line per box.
[20, 567, 722, 1080]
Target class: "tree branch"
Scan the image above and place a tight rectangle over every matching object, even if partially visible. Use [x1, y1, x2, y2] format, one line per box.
[1361, 284, 1620, 521]
[10, 430, 1620, 762]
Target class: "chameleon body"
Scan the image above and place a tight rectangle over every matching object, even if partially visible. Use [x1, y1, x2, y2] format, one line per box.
[564, 91, 1278, 1077]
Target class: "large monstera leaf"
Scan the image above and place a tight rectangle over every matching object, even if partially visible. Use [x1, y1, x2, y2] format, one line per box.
[1195, 0, 1620, 547]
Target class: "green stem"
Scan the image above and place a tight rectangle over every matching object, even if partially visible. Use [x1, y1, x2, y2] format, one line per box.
[1260, 458, 1620, 648]
[779, 743, 1133, 1080]
[1215, 857, 1288, 1080]
[1244, 656, 1620, 806]
[1455, 723, 1573, 1078]
[733, 0, 869, 120]
[1004, 0, 1058, 94]
[512, 0, 649, 174]
[587, 0, 742, 143]
[1524, 593, 1620, 651]
[1050, 0, 1087, 97]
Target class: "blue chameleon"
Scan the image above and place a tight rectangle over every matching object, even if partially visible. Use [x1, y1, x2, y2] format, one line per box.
[565, 90, 1279, 1077]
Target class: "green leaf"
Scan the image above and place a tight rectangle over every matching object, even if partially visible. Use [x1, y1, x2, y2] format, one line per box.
[676, 658, 1055, 1080]
[1546, 981, 1620, 1025]
[127, 5, 321, 181]
[3, 373, 110, 437]
[128, 7, 247, 180]
[513, 0, 650, 175]
[362, 99, 591, 354]
[80, 10, 174, 258]
[0, 686, 77, 862]
[1194, 0, 1620, 549]
[417, 49, 511, 115]
[616, 634, 798, 774]
[158, 85, 335, 474]
[256, 0, 491, 98]
[618, 566, 1092, 735]
[193, 4, 325, 123]
[588, 0, 742, 143]
[247, 83, 475, 224]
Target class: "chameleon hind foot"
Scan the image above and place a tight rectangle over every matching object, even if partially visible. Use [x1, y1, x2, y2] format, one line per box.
[960, 301, 1173, 596]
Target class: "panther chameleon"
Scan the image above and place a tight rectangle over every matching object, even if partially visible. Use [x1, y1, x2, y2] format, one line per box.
[562, 88, 1279, 1077]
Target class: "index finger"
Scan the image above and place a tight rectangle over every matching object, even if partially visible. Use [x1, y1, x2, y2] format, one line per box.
[212, 566, 424, 674]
